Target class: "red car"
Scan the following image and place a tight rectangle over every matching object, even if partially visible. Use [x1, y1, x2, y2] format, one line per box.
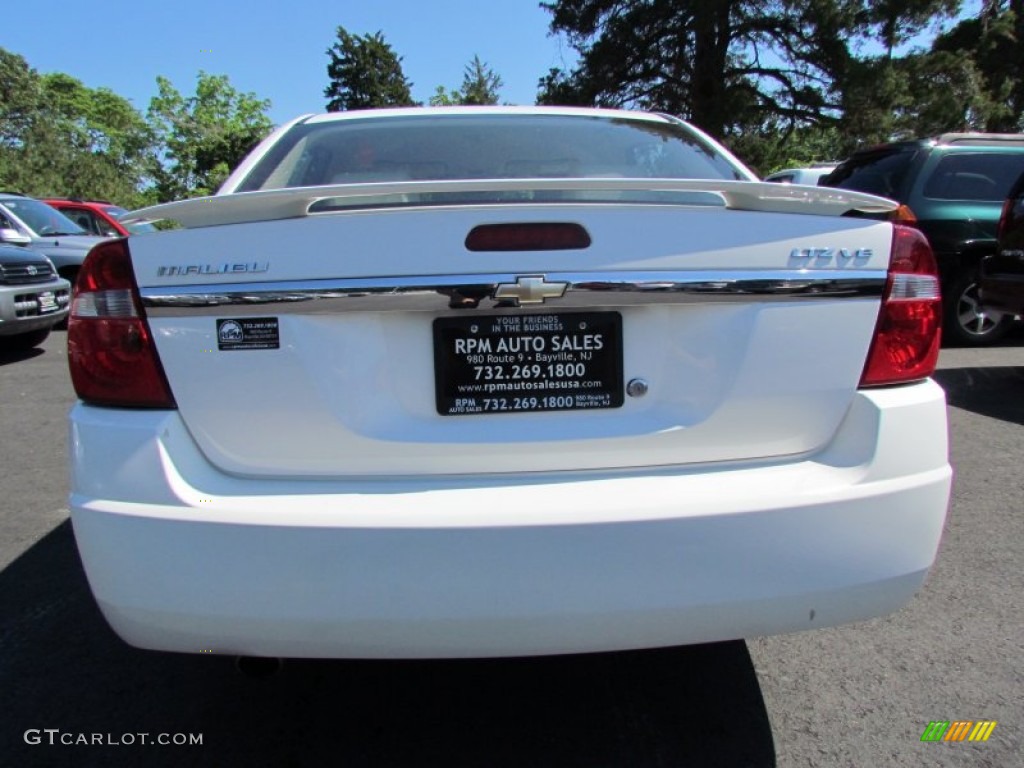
[43, 199, 156, 238]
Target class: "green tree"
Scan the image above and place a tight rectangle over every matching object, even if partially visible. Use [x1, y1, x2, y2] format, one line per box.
[538, 1, 981, 169]
[429, 85, 460, 106]
[0, 48, 39, 152]
[928, 1, 1024, 131]
[739, 123, 847, 178]
[833, 1, 1022, 146]
[430, 55, 504, 107]
[147, 71, 273, 200]
[537, 0, 855, 142]
[899, 51, 1000, 135]
[324, 27, 417, 111]
[832, 1, 962, 147]
[864, 0, 961, 58]
[0, 49, 153, 204]
[40, 73, 155, 195]
[459, 55, 502, 105]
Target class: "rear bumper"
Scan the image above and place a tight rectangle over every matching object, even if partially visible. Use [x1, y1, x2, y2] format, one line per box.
[69, 380, 952, 658]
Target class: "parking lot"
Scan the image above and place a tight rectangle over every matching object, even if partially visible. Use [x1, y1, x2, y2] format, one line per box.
[1, 329, 1022, 767]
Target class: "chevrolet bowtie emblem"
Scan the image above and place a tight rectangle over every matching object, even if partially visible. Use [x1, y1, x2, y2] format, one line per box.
[493, 276, 568, 306]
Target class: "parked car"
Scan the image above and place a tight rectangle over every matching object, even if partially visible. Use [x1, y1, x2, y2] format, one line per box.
[0, 244, 71, 350]
[43, 198, 158, 238]
[764, 164, 838, 185]
[979, 170, 1024, 317]
[69, 107, 951, 660]
[820, 133, 1024, 345]
[0, 192, 109, 287]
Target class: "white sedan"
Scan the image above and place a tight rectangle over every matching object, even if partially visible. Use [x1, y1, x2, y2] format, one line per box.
[67, 107, 951, 659]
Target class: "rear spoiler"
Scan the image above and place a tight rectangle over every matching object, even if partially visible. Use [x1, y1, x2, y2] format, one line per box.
[121, 179, 899, 230]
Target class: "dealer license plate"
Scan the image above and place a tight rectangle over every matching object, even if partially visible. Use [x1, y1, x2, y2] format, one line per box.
[36, 291, 58, 313]
[433, 312, 623, 415]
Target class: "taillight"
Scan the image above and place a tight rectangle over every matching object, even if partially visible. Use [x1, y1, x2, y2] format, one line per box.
[68, 239, 176, 408]
[860, 225, 941, 387]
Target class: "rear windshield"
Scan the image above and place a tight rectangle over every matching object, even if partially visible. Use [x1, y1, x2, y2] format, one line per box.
[921, 153, 1024, 202]
[821, 148, 918, 199]
[236, 114, 748, 193]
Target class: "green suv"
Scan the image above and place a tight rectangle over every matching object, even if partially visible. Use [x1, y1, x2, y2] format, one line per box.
[822, 134, 1024, 345]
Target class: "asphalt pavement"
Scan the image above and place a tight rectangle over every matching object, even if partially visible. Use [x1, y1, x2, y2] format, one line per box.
[1, 328, 1021, 767]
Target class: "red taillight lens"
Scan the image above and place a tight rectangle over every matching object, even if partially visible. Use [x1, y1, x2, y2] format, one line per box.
[68, 239, 176, 408]
[860, 225, 941, 387]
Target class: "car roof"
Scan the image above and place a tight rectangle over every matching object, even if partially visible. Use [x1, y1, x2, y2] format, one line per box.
[848, 133, 1024, 158]
[932, 133, 1024, 147]
[44, 198, 115, 206]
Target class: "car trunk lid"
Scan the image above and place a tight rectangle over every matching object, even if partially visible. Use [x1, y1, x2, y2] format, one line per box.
[130, 196, 894, 478]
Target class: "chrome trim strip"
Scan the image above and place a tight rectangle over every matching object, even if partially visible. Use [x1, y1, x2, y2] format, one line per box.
[140, 270, 887, 317]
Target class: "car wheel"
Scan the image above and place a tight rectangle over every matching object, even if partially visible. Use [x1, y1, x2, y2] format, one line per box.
[943, 269, 1013, 346]
[1, 328, 50, 351]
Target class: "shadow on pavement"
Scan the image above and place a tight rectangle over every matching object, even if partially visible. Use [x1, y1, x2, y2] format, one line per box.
[0, 345, 44, 366]
[933, 366, 1024, 426]
[0, 521, 775, 768]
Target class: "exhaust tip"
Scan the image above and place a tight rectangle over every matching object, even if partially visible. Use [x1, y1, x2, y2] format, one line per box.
[235, 655, 283, 679]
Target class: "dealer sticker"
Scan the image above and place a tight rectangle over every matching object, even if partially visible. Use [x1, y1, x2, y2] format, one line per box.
[216, 318, 280, 351]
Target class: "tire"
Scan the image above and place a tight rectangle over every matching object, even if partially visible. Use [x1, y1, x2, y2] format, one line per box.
[943, 269, 1013, 347]
[1, 328, 50, 351]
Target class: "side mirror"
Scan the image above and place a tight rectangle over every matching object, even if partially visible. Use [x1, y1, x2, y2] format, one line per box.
[0, 228, 31, 246]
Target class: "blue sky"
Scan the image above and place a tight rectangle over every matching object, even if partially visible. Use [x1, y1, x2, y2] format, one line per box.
[3, 0, 577, 126]
[4, 0, 982, 129]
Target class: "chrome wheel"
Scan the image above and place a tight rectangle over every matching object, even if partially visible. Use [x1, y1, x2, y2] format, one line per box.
[944, 270, 1013, 346]
[957, 280, 1006, 336]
